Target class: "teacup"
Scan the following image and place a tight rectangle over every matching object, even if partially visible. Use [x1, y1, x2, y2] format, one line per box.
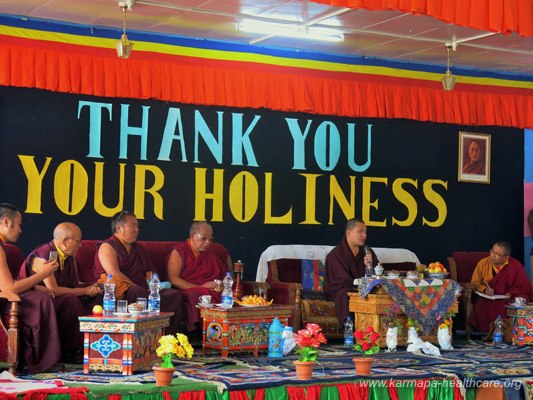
[514, 297, 526, 305]
[374, 264, 384, 276]
[199, 295, 212, 305]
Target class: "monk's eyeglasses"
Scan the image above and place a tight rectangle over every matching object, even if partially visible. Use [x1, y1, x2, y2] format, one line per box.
[194, 233, 214, 242]
[489, 248, 507, 258]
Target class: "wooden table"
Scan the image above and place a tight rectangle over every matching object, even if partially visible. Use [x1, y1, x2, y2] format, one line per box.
[201, 304, 293, 358]
[348, 289, 458, 347]
[78, 312, 173, 375]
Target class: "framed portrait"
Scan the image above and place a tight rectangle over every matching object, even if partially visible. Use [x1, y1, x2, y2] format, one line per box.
[458, 131, 491, 184]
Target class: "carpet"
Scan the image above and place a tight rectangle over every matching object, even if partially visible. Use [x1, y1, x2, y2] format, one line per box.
[17, 343, 533, 396]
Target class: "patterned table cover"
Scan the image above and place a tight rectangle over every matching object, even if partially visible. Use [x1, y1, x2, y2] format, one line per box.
[358, 277, 461, 335]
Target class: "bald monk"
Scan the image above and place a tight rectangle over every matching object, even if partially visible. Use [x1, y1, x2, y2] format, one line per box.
[166, 221, 232, 332]
[20, 222, 102, 359]
[94, 210, 182, 333]
[0, 203, 61, 373]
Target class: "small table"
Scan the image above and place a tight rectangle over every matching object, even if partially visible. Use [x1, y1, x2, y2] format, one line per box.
[349, 283, 458, 347]
[506, 304, 533, 346]
[201, 304, 293, 358]
[78, 312, 173, 375]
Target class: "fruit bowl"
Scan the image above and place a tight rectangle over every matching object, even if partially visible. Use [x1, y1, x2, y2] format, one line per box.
[128, 303, 144, 313]
[426, 272, 449, 279]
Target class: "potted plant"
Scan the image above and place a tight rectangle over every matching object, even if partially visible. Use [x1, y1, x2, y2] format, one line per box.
[406, 314, 420, 344]
[153, 333, 194, 386]
[383, 303, 401, 352]
[353, 326, 380, 375]
[293, 323, 327, 380]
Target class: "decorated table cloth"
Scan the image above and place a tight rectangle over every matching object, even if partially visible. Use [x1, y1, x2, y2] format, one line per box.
[359, 278, 461, 335]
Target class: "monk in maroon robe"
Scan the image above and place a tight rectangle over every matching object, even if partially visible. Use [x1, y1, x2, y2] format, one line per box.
[462, 139, 485, 174]
[324, 218, 378, 324]
[469, 241, 533, 332]
[94, 211, 182, 333]
[0, 203, 61, 373]
[19, 223, 102, 357]
[167, 221, 231, 332]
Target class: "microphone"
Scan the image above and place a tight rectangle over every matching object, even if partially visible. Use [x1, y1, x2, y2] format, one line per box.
[363, 245, 373, 277]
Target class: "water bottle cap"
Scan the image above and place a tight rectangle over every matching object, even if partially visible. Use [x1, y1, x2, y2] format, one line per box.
[153, 273, 159, 279]
[107, 274, 112, 278]
[226, 272, 231, 277]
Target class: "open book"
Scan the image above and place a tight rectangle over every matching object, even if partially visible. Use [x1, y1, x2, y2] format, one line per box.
[475, 291, 510, 300]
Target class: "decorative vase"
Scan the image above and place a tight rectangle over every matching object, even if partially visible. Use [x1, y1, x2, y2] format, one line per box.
[385, 326, 398, 352]
[153, 366, 175, 386]
[353, 357, 373, 375]
[293, 361, 315, 380]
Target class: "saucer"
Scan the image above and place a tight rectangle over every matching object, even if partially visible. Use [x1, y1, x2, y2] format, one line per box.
[510, 302, 526, 308]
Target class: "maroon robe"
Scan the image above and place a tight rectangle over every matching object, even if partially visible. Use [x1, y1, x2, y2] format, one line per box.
[94, 236, 183, 332]
[0, 241, 61, 373]
[463, 160, 485, 174]
[170, 241, 229, 331]
[323, 237, 378, 324]
[469, 257, 533, 332]
[19, 241, 97, 353]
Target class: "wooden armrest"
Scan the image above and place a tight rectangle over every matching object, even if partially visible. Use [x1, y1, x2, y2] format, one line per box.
[448, 256, 458, 281]
[0, 292, 21, 302]
[241, 281, 270, 296]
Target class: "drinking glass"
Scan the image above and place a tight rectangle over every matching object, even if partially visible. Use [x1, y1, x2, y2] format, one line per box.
[117, 300, 128, 313]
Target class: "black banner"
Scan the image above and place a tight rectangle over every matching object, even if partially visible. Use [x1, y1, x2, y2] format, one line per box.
[0, 86, 524, 279]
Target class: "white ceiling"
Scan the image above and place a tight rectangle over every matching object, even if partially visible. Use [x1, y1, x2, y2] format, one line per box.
[1, 0, 532, 76]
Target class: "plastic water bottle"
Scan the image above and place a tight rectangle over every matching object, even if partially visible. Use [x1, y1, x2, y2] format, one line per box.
[493, 314, 504, 345]
[344, 316, 354, 347]
[221, 272, 234, 307]
[148, 273, 161, 313]
[103, 274, 116, 315]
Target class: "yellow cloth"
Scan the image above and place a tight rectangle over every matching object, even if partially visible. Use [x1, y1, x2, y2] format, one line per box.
[470, 256, 508, 292]
[56, 245, 68, 271]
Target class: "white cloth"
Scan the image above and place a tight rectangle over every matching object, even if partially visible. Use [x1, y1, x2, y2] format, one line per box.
[256, 244, 421, 282]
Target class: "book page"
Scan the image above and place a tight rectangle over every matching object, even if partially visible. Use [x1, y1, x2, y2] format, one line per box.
[475, 291, 510, 300]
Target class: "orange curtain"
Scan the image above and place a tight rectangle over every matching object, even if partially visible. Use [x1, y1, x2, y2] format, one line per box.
[0, 35, 531, 129]
[311, 0, 533, 37]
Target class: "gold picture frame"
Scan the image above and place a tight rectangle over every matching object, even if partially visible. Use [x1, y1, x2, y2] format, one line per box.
[458, 131, 491, 184]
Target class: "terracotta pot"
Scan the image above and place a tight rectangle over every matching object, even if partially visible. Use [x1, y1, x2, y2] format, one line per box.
[293, 360, 315, 380]
[353, 357, 373, 375]
[153, 366, 175, 386]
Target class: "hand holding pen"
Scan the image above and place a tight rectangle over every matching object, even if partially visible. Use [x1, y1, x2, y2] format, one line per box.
[484, 280, 495, 296]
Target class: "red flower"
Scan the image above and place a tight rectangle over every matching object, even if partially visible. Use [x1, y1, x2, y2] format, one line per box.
[354, 330, 365, 340]
[353, 326, 380, 356]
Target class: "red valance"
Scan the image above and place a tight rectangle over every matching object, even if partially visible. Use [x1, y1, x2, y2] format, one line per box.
[312, 0, 533, 37]
[0, 35, 531, 129]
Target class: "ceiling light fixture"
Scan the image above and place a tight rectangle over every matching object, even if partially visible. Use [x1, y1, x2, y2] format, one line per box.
[441, 43, 457, 91]
[116, 1, 134, 59]
[237, 19, 344, 42]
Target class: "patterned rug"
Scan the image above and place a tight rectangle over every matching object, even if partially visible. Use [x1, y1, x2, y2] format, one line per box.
[17, 343, 533, 395]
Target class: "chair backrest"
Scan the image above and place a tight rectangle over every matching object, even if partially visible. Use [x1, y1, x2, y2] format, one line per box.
[4, 244, 25, 279]
[260, 244, 421, 283]
[448, 251, 489, 282]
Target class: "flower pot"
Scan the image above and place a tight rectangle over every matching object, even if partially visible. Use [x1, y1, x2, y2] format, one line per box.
[153, 366, 175, 386]
[353, 357, 373, 375]
[293, 361, 315, 380]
